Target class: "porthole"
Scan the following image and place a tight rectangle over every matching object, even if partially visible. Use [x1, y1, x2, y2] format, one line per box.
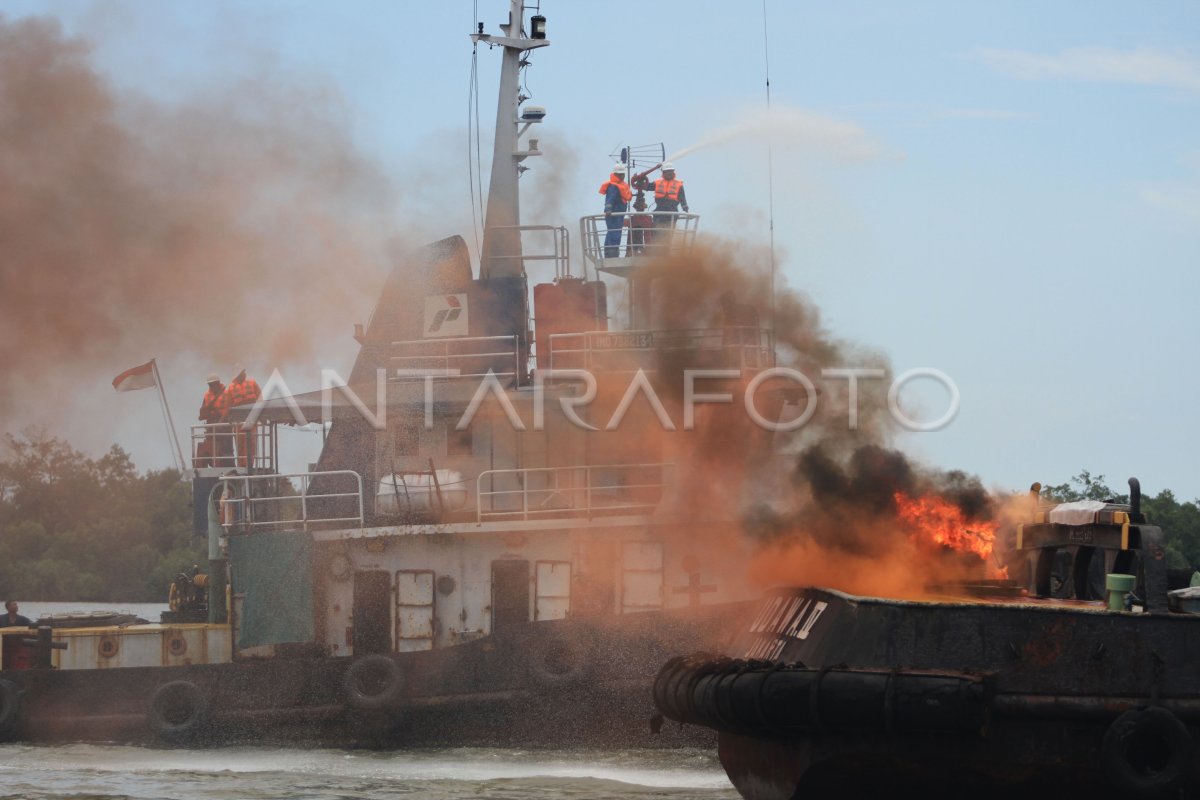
[98, 635, 119, 659]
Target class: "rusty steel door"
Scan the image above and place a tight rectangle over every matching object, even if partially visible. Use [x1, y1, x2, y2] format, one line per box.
[353, 570, 392, 655]
[535, 560, 571, 620]
[395, 569, 435, 652]
[491, 559, 530, 631]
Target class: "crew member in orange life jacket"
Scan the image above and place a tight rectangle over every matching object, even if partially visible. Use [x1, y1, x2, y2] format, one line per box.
[219, 366, 263, 468]
[599, 163, 631, 258]
[196, 373, 228, 467]
[648, 162, 688, 230]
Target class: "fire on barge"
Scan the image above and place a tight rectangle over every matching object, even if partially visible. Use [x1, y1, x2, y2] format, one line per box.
[654, 478, 1200, 799]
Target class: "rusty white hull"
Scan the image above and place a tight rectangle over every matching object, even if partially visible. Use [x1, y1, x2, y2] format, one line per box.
[2, 601, 751, 748]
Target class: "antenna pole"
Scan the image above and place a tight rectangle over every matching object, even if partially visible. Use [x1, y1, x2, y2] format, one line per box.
[473, 0, 550, 279]
[762, 0, 777, 331]
[151, 358, 186, 473]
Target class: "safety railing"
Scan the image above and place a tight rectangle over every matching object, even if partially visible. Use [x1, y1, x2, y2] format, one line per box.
[548, 327, 776, 373]
[579, 212, 699, 270]
[476, 462, 673, 523]
[191, 422, 277, 472]
[389, 334, 521, 380]
[486, 224, 572, 279]
[218, 470, 364, 533]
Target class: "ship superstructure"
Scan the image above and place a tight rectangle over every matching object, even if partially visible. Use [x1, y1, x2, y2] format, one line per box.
[0, 1, 780, 747]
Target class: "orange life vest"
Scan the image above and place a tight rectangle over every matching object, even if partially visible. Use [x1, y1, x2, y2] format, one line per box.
[219, 377, 262, 417]
[199, 388, 224, 423]
[599, 174, 632, 202]
[654, 179, 682, 202]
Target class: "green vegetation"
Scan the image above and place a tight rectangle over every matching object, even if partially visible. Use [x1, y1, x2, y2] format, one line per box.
[0, 431, 204, 602]
[1043, 470, 1200, 569]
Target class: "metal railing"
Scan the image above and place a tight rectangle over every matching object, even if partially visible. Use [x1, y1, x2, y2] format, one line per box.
[579, 212, 700, 270]
[219, 470, 364, 533]
[548, 327, 776, 373]
[486, 224, 571, 279]
[389, 334, 521, 380]
[191, 422, 276, 472]
[476, 462, 673, 523]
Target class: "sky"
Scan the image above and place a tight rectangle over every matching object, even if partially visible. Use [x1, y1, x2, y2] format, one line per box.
[2, 0, 1198, 500]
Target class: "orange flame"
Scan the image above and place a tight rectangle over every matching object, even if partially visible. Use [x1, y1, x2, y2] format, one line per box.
[893, 491, 998, 562]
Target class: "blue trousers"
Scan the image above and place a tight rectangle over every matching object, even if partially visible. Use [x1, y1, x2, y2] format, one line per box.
[604, 214, 623, 258]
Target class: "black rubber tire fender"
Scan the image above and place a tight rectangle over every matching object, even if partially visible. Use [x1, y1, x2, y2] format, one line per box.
[343, 654, 405, 712]
[0, 678, 21, 739]
[147, 680, 210, 744]
[1102, 706, 1193, 799]
[527, 634, 594, 689]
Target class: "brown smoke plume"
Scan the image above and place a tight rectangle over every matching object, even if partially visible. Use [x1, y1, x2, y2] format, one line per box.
[538, 239, 907, 606]
[617, 238, 897, 523]
[0, 15, 403, 419]
[579, 239, 1015, 601]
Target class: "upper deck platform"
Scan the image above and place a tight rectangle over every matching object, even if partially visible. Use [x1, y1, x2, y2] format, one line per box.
[579, 212, 699, 277]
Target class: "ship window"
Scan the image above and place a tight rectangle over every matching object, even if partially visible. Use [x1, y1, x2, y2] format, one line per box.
[446, 421, 473, 456]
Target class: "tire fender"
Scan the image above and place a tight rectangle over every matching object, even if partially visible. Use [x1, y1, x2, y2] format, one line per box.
[148, 680, 210, 744]
[527, 635, 593, 689]
[343, 654, 405, 712]
[1102, 706, 1193, 799]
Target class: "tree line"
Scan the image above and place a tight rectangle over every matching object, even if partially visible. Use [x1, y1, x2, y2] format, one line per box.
[1, 431, 1198, 601]
[0, 431, 205, 602]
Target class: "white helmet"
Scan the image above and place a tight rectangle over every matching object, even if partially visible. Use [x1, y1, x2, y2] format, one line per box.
[612, 162, 626, 174]
[661, 161, 676, 172]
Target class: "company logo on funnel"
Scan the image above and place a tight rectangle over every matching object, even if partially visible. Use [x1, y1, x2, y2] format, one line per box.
[424, 294, 468, 337]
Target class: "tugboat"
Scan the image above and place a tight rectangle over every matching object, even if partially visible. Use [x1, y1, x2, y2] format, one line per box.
[0, 1, 776, 747]
[653, 478, 1200, 799]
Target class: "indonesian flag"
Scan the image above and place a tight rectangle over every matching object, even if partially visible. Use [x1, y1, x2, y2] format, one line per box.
[112, 360, 157, 392]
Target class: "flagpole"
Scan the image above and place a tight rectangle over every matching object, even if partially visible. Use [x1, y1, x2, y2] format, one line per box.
[151, 358, 186, 472]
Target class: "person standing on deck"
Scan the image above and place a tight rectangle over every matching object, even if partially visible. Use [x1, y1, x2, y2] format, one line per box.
[196, 373, 228, 467]
[3, 601, 31, 627]
[600, 163, 631, 258]
[219, 366, 262, 469]
[646, 162, 688, 232]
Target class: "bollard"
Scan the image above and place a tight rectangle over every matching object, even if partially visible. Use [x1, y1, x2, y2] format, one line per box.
[1106, 573, 1137, 612]
[20, 626, 68, 669]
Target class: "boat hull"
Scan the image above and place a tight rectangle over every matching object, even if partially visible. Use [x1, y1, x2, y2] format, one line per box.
[2, 602, 752, 748]
[655, 587, 1200, 798]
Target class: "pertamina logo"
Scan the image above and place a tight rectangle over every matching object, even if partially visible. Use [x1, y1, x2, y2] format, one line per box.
[428, 296, 461, 333]
[423, 294, 469, 338]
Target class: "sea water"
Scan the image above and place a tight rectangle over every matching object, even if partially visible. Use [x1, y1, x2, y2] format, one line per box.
[0, 744, 738, 799]
[13, 602, 170, 623]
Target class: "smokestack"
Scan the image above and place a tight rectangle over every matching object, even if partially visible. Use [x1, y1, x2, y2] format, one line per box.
[1128, 477, 1142, 521]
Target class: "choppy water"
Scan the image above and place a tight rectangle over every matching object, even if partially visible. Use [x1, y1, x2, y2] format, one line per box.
[0, 745, 738, 799]
[14, 603, 170, 623]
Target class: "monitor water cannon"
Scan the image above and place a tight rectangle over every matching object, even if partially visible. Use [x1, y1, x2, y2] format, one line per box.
[630, 162, 663, 190]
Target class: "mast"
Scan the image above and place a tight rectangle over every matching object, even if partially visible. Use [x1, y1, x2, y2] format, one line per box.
[472, 0, 549, 279]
